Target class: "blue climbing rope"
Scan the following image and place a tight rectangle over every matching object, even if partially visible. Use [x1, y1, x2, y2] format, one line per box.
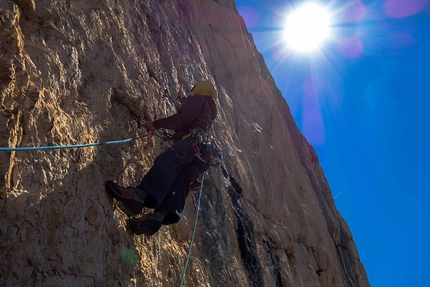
[0, 130, 172, 152]
[0, 133, 152, 151]
[179, 173, 204, 287]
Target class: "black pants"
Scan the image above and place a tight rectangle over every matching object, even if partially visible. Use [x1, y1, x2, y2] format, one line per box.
[137, 139, 209, 224]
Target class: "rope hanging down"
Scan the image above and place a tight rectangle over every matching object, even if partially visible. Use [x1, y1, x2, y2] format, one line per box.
[179, 173, 204, 287]
[0, 130, 171, 152]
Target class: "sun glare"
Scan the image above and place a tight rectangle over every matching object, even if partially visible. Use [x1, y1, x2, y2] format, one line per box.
[283, 2, 332, 53]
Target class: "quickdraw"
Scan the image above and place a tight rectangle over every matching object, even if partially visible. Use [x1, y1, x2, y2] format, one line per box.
[183, 128, 212, 163]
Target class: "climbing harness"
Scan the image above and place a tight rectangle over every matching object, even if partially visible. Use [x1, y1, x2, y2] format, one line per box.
[179, 172, 204, 287]
[181, 127, 213, 163]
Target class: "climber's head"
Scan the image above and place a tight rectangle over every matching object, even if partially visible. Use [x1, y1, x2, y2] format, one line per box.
[190, 80, 218, 100]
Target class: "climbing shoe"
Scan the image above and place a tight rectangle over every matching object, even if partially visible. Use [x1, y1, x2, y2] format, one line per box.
[128, 214, 162, 236]
[105, 180, 146, 216]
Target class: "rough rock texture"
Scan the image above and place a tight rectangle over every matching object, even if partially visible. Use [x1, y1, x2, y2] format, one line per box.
[0, 0, 369, 286]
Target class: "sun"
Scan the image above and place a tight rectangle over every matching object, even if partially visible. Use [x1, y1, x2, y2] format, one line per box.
[283, 2, 332, 53]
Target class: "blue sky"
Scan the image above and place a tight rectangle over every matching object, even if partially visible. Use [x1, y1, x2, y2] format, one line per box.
[236, 0, 430, 286]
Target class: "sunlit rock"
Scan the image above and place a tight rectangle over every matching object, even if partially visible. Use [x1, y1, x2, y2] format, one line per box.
[0, 0, 369, 286]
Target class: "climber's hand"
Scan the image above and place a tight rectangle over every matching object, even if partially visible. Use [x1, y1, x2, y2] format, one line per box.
[144, 121, 156, 132]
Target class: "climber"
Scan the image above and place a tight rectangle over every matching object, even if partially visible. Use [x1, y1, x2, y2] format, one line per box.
[106, 80, 218, 236]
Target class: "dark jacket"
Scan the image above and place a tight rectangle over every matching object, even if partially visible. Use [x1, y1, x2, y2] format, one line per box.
[153, 95, 217, 135]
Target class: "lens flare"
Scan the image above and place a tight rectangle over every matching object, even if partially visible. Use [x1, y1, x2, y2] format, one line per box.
[384, 0, 428, 18]
[338, 37, 363, 59]
[341, 0, 366, 23]
[121, 247, 139, 264]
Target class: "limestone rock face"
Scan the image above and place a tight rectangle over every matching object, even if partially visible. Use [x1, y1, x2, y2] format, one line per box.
[0, 0, 369, 286]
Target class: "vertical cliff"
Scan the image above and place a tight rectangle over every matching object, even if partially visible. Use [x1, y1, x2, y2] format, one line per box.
[0, 0, 369, 286]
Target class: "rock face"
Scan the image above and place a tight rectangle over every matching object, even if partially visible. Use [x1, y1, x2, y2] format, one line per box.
[0, 0, 369, 286]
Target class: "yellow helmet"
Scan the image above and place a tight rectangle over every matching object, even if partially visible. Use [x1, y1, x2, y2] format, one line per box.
[190, 80, 218, 100]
